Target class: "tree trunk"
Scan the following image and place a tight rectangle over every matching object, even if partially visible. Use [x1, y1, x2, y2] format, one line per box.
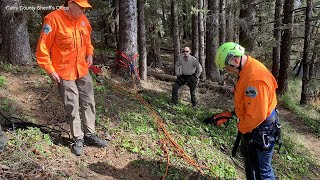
[113, 0, 119, 48]
[300, 0, 312, 105]
[309, 39, 319, 80]
[118, 0, 138, 84]
[226, 0, 235, 42]
[233, 0, 239, 42]
[239, 0, 256, 52]
[0, 0, 32, 65]
[278, 0, 294, 95]
[191, 7, 199, 59]
[171, 0, 180, 75]
[309, 20, 319, 80]
[198, 0, 206, 80]
[137, 0, 147, 80]
[219, 0, 226, 45]
[153, 32, 162, 68]
[182, 1, 188, 40]
[272, 0, 283, 80]
[206, 0, 221, 82]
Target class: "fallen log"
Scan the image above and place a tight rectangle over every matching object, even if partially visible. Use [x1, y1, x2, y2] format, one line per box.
[148, 69, 176, 81]
[148, 69, 233, 93]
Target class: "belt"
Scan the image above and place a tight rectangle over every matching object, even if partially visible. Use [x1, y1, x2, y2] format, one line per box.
[260, 109, 277, 125]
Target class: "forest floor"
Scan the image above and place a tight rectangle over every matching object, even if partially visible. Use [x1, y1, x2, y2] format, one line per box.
[0, 65, 319, 179]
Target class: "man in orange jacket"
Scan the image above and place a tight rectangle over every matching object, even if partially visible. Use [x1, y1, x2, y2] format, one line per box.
[215, 42, 281, 180]
[36, 0, 107, 156]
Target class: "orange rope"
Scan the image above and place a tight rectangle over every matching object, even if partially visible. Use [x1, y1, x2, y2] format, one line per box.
[160, 139, 170, 180]
[103, 76, 218, 179]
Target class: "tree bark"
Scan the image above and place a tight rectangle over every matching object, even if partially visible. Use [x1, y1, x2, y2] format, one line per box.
[137, 0, 147, 80]
[300, 0, 312, 105]
[191, 5, 199, 59]
[239, 0, 256, 52]
[272, 0, 283, 80]
[0, 0, 32, 65]
[278, 0, 294, 94]
[182, 1, 188, 40]
[309, 38, 319, 80]
[226, 0, 235, 42]
[219, 0, 226, 45]
[309, 20, 319, 80]
[206, 0, 221, 82]
[113, 0, 119, 48]
[198, 0, 206, 80]
[171, 0, 180, 75]
[117, 0, 138, 83]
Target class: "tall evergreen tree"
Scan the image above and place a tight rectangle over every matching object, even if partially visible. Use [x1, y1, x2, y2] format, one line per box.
[137, 0, 147, 80]
[0, 0, 32, 65]
[278, 0, 294, 94]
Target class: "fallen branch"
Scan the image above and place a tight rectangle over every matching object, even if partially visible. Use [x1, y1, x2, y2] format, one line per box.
[148, 69, 233, 93]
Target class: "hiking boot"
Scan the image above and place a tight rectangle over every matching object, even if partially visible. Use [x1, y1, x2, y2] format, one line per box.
[72, 139, 84, 156]
[84, 134, 108, 147]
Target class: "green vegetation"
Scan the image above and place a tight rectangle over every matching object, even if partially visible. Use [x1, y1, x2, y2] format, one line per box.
[92, 76, 319, 179]
[280, 78, 320, 136]
[0, 75, 6, 87]
[0, 70, 319, 179]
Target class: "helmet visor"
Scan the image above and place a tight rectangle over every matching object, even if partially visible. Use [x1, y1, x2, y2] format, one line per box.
[225, 53, 235, 67]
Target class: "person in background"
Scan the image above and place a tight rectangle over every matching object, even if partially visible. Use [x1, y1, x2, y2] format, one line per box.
[171, 47, 202, 107]
[214, 42, 281, 180]
[36, 0, 108, 156]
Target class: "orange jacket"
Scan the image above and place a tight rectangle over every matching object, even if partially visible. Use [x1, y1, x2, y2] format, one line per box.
[234, 56, 278, 134]
[36, 9, 94, 80]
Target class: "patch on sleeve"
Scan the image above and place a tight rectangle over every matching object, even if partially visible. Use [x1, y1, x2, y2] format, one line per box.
[42, 24, 52, 35]
[245, 86, 258, 98]
[81, 21, 86, 27]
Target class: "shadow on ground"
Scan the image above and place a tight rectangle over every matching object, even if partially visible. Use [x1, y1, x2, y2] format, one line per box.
[89, 159, 212, 180]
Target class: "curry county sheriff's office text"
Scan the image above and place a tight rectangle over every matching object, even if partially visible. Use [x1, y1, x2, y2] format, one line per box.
[5, 5, 68, 11]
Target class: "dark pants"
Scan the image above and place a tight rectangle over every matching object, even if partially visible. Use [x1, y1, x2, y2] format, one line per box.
[240, 115, 279, 180]
[171, 74, 198, 106]
[0, 125, 7, 153]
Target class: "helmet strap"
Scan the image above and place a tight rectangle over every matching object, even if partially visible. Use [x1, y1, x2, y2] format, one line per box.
[237, 56, 243, 71]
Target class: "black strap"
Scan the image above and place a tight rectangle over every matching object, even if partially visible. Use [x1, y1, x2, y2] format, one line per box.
[0, 111, 71, 140]
[232, 131, 242, 157]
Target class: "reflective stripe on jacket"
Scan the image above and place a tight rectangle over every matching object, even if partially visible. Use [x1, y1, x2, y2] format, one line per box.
[36, 9, 94, 80]
[235, 56, 278, 134]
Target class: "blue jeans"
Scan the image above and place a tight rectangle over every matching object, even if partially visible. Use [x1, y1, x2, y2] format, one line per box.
[240, 119, 278, 180]
[257, 148, 275, 180]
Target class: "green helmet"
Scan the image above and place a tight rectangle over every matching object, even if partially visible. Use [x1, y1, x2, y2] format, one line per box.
[215, 42, 245, 70]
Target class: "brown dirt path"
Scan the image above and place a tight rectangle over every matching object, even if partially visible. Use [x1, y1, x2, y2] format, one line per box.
[278, 107, 320, 166]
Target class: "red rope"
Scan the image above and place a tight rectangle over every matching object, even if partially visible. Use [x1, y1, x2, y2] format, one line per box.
[115, 51, 140, 80]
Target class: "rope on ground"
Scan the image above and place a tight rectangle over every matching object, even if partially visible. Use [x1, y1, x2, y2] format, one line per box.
[103, 76, 218, 179]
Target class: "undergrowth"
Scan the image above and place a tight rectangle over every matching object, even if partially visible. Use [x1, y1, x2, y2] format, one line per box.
[0, 66, 319, 179]
[280, 78, 320, 136]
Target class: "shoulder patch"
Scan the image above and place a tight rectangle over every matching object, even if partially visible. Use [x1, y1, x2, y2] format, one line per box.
[43, 24, 52, 35]
[81, 21, 86, 27]
[245, 86, 258, 98]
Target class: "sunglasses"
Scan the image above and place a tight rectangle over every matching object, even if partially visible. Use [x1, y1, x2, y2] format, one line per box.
[182, 51, 189, 53]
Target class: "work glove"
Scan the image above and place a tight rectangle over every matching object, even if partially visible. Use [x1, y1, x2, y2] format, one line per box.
[203, 110, 233, 126]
